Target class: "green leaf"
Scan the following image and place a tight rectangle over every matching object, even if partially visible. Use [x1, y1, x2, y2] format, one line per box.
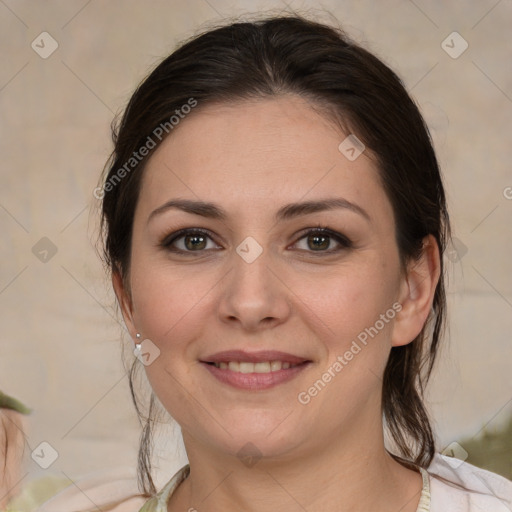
[0, 391, 32, 415]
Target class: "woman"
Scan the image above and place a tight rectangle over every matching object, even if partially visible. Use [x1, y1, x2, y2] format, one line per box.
[5, 12, 511, 512]
[100, 13, 512, 512]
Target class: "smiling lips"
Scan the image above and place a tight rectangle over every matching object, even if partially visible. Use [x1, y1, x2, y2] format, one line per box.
[200, 350, 312, 390]
[202, 349, 310, 371]
[212, 360, 300, 373]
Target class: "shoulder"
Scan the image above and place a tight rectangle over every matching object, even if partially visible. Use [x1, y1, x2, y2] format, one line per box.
[9, 464, 191, 512]
[427, 453, 512, 511]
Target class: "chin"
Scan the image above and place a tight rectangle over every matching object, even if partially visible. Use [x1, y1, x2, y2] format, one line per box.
[204, 421, 305, 462]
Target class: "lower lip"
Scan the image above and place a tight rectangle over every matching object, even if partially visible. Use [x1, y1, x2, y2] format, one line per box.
[200, 362, 311, 390]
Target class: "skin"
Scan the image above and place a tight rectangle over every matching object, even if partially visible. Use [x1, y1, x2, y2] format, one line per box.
[0, 409, 27, 508]
[114, 94, 440, 512]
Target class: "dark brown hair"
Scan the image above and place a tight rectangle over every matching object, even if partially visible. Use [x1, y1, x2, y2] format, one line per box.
[99, 12, 451, 497]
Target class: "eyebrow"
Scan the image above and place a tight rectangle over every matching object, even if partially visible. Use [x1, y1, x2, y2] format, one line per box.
[148, 197, 371, 224]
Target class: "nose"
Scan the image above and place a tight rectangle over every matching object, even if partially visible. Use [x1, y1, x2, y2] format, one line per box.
[217, 244, 291, 332]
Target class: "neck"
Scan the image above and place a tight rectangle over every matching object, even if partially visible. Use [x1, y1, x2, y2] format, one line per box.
[169, 414, 423, 512]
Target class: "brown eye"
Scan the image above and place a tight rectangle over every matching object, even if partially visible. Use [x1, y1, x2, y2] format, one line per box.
[161, 229, 220, 253]
[293, 228, 352, 254]
[183, 233, 207, 251]
[306, 233, 330, 251]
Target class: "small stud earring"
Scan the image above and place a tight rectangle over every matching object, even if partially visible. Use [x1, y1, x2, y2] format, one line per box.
[135, 333, 142, 351]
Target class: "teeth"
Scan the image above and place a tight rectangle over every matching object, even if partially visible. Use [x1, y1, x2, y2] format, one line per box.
[213, 360, 300, 373]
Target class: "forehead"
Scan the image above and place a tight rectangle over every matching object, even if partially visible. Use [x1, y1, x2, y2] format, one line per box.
[137, 95, 392, 227]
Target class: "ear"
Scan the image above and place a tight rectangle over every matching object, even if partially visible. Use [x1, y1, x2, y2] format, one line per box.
[392, 234, 441, 347]
[112, 270, 137, 340]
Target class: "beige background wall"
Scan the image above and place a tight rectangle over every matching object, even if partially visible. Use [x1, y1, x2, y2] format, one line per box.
[1, 0, 511, 489]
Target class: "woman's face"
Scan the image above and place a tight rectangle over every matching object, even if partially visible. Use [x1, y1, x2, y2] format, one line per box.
[116, 95, 420, 460]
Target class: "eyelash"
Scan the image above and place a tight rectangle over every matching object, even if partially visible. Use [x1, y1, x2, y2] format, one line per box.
[160, 225, 353, 256]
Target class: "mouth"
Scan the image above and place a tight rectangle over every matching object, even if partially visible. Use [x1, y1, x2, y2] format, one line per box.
[199, 350, 312, 390]
[203, 360, 306, 373]
[201, 349, 310, 368]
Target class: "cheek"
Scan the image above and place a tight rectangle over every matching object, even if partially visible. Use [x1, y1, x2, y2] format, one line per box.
[128, 264, 216, 412]
[288, 265, 399, 418]
[130, 261, 216, 344]
[296, 262, 398, 349]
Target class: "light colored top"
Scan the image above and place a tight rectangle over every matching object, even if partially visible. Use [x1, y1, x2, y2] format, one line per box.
[139, 464, 430, 512]
[137, 464, 431, 512]
[137, 453, 512, 512]
[6, 453, 511, 511]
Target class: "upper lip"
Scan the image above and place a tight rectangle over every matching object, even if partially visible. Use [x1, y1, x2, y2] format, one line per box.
[201, 350, 310, 365]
